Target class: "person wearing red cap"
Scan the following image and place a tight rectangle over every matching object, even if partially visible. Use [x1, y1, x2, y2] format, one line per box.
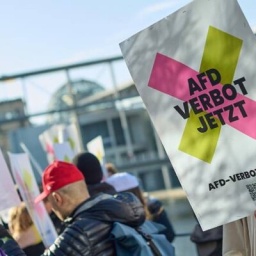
[0, 160, 145, 256]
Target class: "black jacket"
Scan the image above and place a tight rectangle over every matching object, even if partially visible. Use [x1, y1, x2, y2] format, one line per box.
[0, 192, 145, 256]
[0, 233, 26, 256]
[87, 182, 117, 197]
[45, 192, 145, 255]
[23, 242, 45, 256]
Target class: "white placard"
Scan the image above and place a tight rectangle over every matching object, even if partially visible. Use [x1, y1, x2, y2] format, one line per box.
[53, 141, 75, 162]
[39, 123, 82, 164]
[120, 0, 256, 230]
[87, 136, 105, 164]
[61, 123, 82, 155]
[87, 136, 107, 179]
[8, 152, 58, 247]
[0, 149, 21, 211]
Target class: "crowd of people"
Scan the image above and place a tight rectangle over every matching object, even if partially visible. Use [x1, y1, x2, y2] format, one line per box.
[1, 150, 254, 255]
[0, 151, 177, 255]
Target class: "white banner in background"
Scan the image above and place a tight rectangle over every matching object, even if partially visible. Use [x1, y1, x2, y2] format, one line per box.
[39, 125, 60, 164]
[60, 123, 82, 156]
[87, 136, 107, 179]
[53, 141, 75, 162]
[39, 123, 82, 163]
[87, 136, 105, 164]
[0, 149, 20, 211]
[8, 152, 57, 247]
[120, 0, 256, 230]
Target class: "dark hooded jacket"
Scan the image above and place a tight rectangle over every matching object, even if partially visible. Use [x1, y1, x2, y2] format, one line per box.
[87, 182, 117, 197]
[0, 192, 145, 256]
[0, 230, 26, 256]
[44, 192, 145, 255]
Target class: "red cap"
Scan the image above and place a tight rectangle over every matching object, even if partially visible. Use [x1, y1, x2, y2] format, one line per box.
[34, 160, 84, 203]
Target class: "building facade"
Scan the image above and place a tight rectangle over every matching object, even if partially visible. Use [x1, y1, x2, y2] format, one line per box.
[0, 98, 29, 159]
[45, 79, 180, 191]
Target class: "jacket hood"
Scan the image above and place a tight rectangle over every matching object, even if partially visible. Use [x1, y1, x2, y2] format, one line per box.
[70, 192, 145, 228]
[87, 182, 116, 197]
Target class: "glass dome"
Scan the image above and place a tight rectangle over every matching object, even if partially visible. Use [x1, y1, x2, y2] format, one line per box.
[47, 79, 105, 123]
[48, 79, 105, 111]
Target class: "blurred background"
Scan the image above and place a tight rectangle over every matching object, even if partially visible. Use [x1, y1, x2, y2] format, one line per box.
[0, 1, 255, 254]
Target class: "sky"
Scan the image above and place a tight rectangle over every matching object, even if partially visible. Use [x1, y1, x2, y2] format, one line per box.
[0, 0, 255, 124]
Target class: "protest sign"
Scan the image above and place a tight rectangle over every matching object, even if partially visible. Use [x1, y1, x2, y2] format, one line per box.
[87, 136, 105, 164]
[39, 125, 59, 163]
[53, 141, 75, 162]
[0, 149, 20, 211]
[87, 136, 107, 179]
[39, 123, 82, 163]
[8, 152, 57, 247]
[60, 123, 82, 155]
[120, 0, 256, 230]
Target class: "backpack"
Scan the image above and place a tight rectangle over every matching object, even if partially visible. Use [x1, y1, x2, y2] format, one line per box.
[111, 220, 175, 256]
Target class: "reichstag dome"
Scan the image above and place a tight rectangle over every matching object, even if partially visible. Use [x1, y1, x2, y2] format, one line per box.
[47, 79, 105, 122]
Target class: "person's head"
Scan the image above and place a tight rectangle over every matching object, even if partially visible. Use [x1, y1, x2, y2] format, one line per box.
[34, 160, 89, 221]
[72, 152, 103, 185]
[8, 202, 33, 235]
[106, 172, 139, 192]
[105, 162, 118, 177]
[106, 172, 151, 219]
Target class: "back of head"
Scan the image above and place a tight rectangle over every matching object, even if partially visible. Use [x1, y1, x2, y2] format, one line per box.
[73, 152, 103, 185]
[105, 162, 118, 176]
[106, 172, 139, 192]
[8, 202, 33, 234]
[34, 160, 86, 204]
[106, 172, 151, 219]
[34, 160, 90, 220]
